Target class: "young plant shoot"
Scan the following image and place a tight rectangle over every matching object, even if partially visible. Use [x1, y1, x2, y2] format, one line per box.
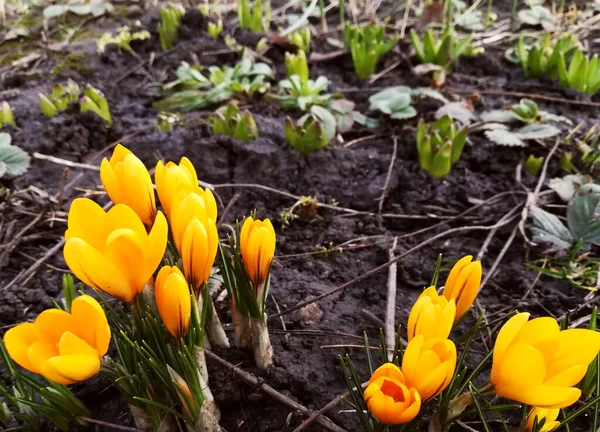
[417, 115, 468, 178]
[39, 80, 81, 116]
[238, 0, 270, 32]
[158, 4, 185, 50]
[80, 85, 112, 126]
[410, 27, 477, 70]
[285, 50, 309, 83]
[210, 103, 258, 141]
[344, 22, 398, 79]
[288, 27, 311, 52]
[0, 102, 16, 127]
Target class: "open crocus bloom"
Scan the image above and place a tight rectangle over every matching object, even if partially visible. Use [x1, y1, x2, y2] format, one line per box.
[442, 255, 482, 321]
[100, 144, 156, 227]
[407, 286, 456, 342]
[402, 335, 456, 401]
[491, 312, 600, 408]
[3, 295, 110, 385]
[364, 363, 421, 424]
[155, 157, 217, 221]
[240, 217, 276, 287]
[525, 407, 560, 432]
[63, 198, 168, 302]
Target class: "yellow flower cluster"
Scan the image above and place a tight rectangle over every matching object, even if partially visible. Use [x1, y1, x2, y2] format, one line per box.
[365, 256, 481, 424]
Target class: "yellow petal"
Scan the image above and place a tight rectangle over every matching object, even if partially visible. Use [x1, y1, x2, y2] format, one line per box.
[34, 309, 73, 346]
[155, 266, 191, 338]
[122, 154, 156, 226]
[443, 255, 473, 300]
[64, 198, 107, 251]
[58, 331, 98, 357]
[100, 159, 127, 206]
[105, 204, 146, 240]
[513, 317, 560, 360]
[41, 355, 101, 385]
[240, 217, 254, 256]
[452, 261, 481, 318]
[63, 238, 134, 301]
[396, 388, 421, 423]
[179, 157, 198, 186]
[201, 188, 218, 222]
[70, 295, 110, 356]
[145, 211, 168, 280]
[171, 193, 208, 251]
[493, 343, 546, 401]
[517, 385, 581, 409]
[370, 363, 405, 384]
[491, 312, 530, 377]
[104, 228, 146, 291]
[4, 323, 38, 372]
[181, 219, 209, 290]
[27, 341, 59, 374]
[544, 364, 588, 387]
[110, 143, 133, 163]
[402, 334, 424, 378]
[547, 329, 600, 377]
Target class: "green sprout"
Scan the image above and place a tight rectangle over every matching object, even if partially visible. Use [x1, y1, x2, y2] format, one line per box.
[285, 114, 331, 156]
[271, 75, 332, 111]
[410, 27, 477, 69]
[208, 19, 223, 39]
[417, 115, 468, 178]
[285, 50, 309, 83]
[97, 26, 151, 54]
[156, 111, 184, 132]
[80, 85, 112, 126]
[289, 27, 311, 52]
[556, 50, 600, 95]
[516, 33, 578, 78]
[0, 102, 16, 127]
[158, 4, 185, 50]
[344, 22, 398, 79]
[39, 80, 81, 116]
[210, 103, 258, 142]
[155, 56, 273, 111]
[525, 154, 544, 176]
[238, 0, 270, 32]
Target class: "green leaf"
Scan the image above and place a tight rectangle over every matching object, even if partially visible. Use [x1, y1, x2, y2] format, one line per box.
[429, 141, 453, 178]
[530, 205, 573, 252]
[410, 87, 450, 104]
[567, 195, 600, 248]
[480, 109, 517, 123]
[410, 29, 425, 63]
[390, 106, 417, 119]
[310, 106, 336, 140]
[485, 129, 526, 147]
[0, 140, 30, 178]
[515, 124, 560, 140]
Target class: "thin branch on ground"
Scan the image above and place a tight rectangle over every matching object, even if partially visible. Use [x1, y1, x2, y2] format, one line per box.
[79, 417, 144, 432]
[452, 88, 600, 108]
[0, 212, 45, 266]
[204, 350, 348, 432]
[291, 390, 350, 432]
[377, 136, 398, 215]
[32, 152, 101, 171]
[385, 237, 398, 360]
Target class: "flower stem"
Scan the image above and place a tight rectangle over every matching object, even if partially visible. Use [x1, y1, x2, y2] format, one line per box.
[205, 296, 229, 348]
[251, 314, 273, 369]
[231, 303, 252, 348]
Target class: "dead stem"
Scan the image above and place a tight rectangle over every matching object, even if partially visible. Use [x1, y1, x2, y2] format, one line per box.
[377, 136, 398, 215]
[385, 237, 398, 360]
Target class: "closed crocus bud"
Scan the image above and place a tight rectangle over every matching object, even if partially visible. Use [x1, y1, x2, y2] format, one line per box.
[364, 363, 421, 424]
[3, 295, 110, 385]
[402, 335, 457, 402]
[155, 266, 191, 339]
[170, 192, 219, 292]
[407, 286, 456, 342]
[491, 312, 600, 408]
[442, 255, 482, 321]
[524, 407, 560, 432]
[240, 217, 276, 287]
[64, 198, 168, 302]
[100, 144, 156, 227]
[155, 157, 217, 221]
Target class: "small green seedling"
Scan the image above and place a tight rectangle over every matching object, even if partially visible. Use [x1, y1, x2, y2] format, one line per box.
[0, 133, 30, 178]
[158, 4, 185, 50]
[97, 27, 151, 54]
[208, 19, 223, 39]
[285, 115, 330, 155]
[410, 27, 476, 69]
[289, 28, 311, 52]
[0, 102, 16, 127]
[238, 0, 270, 32]
[156, 112, 184, 132]
[556, 50, 600, 95]
[344, 23, 398, 79]
[272, 75, 331, 111]
[417, 115, 468, 178]
[43, 0, 113, 19]
[285, 50, 309, 83]
[80, 85, 112, 126]
[369, 86, 449, 120]
[39, 80, 81, 116]
[210, 103, 258, 142]
[516, 33, 578, 79]
[560, 153, 573, 172]
[525, 154, 544, 175]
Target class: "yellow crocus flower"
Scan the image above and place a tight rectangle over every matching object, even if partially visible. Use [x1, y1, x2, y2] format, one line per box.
[100, 144, 156, 227]
[364, 363, 421, 424]
[240, 217, 276, 287]
[524, 407, 560, 432]
[63, 198, 168, 302]
[491, 312, 600, 408]
[155, 157, 217, 221]
[155, 266, 191, 339]
[3, 295, 110, 385]
[407, 286, 456, 342]
[402, 335, 456, 401]
[442, 255, 482, 321]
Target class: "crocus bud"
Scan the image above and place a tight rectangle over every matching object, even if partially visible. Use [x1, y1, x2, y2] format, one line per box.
[524, 407, 560, 432]
[3, 295, 110, 385]
[155, 157, 217, 221]
[364, 363, 421, 424]
[407, 286, 456, 342]
[442, 255, 482, 321]
[491, 312, 600, 408]
[402, 335, 456, 401]
[240, 217, 276, 287]
[100, 144, 156, 227]
[64, 198, 167, 302]
[155, 266, 191, 339]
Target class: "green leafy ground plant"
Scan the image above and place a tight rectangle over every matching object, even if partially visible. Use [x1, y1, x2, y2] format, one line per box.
[417, 115, 468, 178]
[344, 23, 398, 79]
[210, 103, 258, 141]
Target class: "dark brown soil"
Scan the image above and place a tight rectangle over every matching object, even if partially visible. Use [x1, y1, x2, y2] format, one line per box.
[1, 3, 600, 432]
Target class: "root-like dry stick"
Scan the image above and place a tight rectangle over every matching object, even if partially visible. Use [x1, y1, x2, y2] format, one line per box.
[452, 88, 600, 108]
[32, 152, 101, 171]
[377, 136, 398, 215]
[0, 211, 45, 266]
[80, 417, 144, 431]
[204, 350, 348, 432]
[385, 237, 398, 360]
[270, 219, 516, 321]
[291, 390, 350, 432]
